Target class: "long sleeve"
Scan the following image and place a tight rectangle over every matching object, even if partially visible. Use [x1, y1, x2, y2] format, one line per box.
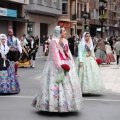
[78, 43, 83, 62]
[114, 43, 117, 50]
[91, 46, 95, 57]
[17, 38, 22, 53]
[49, 40, 61, 70]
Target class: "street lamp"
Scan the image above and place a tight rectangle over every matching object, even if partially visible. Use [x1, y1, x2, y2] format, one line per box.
[99, 0, 106, 38]
[83, 3, 89, 31]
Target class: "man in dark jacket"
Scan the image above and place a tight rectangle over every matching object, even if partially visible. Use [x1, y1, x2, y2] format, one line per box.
[68, 35, 74, 55]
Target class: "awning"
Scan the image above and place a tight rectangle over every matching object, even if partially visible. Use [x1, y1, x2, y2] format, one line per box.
[0, 16, 29, 23]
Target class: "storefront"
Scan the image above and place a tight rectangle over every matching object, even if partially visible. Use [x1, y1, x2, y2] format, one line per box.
[0, 6, 28, 38]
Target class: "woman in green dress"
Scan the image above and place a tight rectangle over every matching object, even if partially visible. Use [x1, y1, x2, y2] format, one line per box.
[76, 32, 105, 94]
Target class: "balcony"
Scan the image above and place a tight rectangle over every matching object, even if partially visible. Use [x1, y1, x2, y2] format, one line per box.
[4, 0, 29, 4]
[71, 14, 77, 20]
[27, 0, 62, 16]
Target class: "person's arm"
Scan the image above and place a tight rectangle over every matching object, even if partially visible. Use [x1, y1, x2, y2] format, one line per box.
[49, 40, 61, 70]
[91, 46, 95, 58]
[78, 43, 83, 62]
[24, 38, 28, 45]
[16, 38, 22, 53]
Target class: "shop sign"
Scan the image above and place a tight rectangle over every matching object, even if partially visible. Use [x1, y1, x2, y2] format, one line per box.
[0, 7, 7, 16]
[7, 9, 17, 18]
[58, 22, 71, 28]
[8, 0, 29, 4]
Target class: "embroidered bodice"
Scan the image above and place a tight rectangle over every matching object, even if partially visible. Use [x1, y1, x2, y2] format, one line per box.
[7, 37, 17, 47]
[59, 44, 69, 60]
[78, 44, 95, 62]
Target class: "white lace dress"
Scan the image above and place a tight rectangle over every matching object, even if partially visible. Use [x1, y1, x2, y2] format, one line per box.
[32, 39, 82, 112]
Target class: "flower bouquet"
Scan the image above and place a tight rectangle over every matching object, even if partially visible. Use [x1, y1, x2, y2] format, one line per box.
[61, 64, 70, 75]
[56, 64, 70, 83]
[96, 58, 102, 66]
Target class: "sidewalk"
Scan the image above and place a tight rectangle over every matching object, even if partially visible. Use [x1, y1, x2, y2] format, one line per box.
[101, 62, 120, 93]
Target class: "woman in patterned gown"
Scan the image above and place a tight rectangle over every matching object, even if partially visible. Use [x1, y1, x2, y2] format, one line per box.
[32, 26, 82, 112]
[0, 34, 20, 94]
[76, 32, 104, 94]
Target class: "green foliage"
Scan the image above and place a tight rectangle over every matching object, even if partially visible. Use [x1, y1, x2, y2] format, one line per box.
[99, 15, 107, 23]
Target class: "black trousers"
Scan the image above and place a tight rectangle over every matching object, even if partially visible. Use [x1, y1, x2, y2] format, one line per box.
[8, 51, 20, 62]
[117, 55, 120, 64]
[29, 52, 36, 60]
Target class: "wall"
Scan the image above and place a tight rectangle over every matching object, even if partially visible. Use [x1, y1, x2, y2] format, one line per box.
[26, 14, 58, 38]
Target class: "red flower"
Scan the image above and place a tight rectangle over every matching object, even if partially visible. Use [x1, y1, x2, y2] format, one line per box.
[61, 64, 70, 72]
[96, 58, 102, 65]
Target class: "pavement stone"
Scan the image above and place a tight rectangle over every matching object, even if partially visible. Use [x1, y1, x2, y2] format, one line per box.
[100, 62, 120, 93]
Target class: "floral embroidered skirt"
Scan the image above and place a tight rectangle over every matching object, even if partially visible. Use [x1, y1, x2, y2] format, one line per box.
[32, 60, 82, 112]
[0, 61, 20, 94]
[106, 53, 115, 64]
[76, 57, 105, 94]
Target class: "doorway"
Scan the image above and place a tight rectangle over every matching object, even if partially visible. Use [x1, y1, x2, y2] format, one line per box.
[40, 23, 48, 44]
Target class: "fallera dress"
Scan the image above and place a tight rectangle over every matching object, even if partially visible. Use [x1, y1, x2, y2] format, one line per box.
[32, 39, 82, 112]
[0, 58, 20, 94]
[76, 43, 105, 94]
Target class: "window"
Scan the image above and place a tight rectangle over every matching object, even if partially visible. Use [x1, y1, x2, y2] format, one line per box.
[77, 3, 80, 18]
[62, 0, 68, 14]
[90, 9, 94, 19]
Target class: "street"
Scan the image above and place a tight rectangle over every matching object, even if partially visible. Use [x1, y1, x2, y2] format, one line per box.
[0, 51, 120, 120]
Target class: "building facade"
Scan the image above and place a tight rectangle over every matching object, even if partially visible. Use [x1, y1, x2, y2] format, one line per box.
[0, 0, 29, 38]
[89, 0, 120, 38]
[58, 0, 90, 38]
[59, 0, 120, 38]
[26, 0, 62, 43]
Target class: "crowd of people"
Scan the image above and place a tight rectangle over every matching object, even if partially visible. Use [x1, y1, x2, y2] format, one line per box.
[0, 28, 39, 94]
[67, 34, 120, 65]
[0, 26, 119, 114]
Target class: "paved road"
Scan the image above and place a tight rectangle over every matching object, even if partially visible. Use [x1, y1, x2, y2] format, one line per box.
[0, 54, 120, 120]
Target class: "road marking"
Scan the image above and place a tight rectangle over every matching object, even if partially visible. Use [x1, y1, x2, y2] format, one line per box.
[0, 96, 33, 99]
[0, 96, 120, 102]
[84, 98, 120, 102]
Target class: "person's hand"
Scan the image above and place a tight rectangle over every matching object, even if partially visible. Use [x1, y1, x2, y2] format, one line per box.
[79, 62, 83, 67]
[3, 56, 6, 60]
[56, 65, 62, 72]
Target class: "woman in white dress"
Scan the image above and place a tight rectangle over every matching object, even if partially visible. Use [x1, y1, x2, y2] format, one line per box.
[76, 32, 104, 94]
[32, 26, 82, 112]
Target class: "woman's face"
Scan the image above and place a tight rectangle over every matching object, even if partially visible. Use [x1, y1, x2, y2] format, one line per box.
[61, 27, 67, 38]
[85, 33, 90, 42]
[1, 38, 5, 44]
